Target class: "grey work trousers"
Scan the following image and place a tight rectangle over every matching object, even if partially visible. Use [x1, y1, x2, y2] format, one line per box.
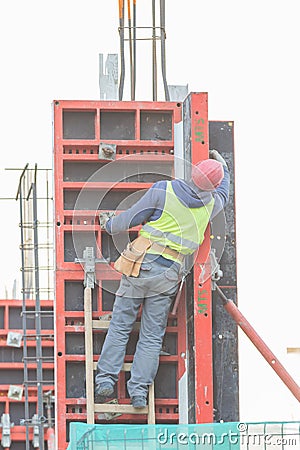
[95, 256, 181, 398]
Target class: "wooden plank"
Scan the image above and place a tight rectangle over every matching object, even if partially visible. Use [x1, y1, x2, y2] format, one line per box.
[84, 287, 95, 424]
[147, 383, 155, 424]
[93, 362, 132, 372]
[92, 320, 140, 331]
[92, 320, 111, 329]
[121, 363, 133, 372]
[94, 403, 148, 414]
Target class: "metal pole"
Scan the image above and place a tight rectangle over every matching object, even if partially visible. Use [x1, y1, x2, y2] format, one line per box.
[152, 0, 157, 101]
[84, 287, 95, 424]
[215, 285, 300, 403]
[46, 170, 51, 299]
[159, 0, 169, 101]
[19, 180, 30, 450]
[32, 177, 45, 449]
[127, 0, 134, 100]
[118, 0, 125, 100]
[133, 0, 137, 99]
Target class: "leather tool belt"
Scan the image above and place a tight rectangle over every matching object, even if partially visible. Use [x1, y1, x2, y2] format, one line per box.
[114, 236, 185, 277]
[114, 236, 152, 277]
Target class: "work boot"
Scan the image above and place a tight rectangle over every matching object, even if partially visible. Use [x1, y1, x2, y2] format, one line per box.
[132, 396, 147, 408]
[95, 382, 114, 398]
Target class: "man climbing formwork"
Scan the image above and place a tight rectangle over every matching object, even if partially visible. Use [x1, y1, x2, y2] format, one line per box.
[95, 149, 230, 408]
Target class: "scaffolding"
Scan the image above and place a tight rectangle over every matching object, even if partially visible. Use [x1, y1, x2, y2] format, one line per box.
[15, 164, 54, 449]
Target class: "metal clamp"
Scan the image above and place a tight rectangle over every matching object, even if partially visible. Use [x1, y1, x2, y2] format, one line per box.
[32, 414, 40, 448]
[210, 248, 223, 288]
[1, 414, 14, 448]
[199, 248, 223, 289]
[75, 247, 106, 289]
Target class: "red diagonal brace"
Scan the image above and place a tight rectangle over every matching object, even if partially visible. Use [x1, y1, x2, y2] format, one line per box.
[216, 285, 300, 403]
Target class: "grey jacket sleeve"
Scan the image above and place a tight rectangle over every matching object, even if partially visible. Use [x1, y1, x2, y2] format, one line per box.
[211, 166, 230, 218]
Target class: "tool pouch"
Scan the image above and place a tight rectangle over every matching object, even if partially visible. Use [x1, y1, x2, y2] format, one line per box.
[114, 236, 152, 277]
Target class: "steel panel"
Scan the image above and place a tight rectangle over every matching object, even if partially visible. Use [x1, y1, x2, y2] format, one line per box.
[209, 121, 239, 422]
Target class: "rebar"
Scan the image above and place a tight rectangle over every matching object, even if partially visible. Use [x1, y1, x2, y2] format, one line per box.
[152, 0, 158, 100]
[119, 0, 125, 100]
[160, 0, 169, 100]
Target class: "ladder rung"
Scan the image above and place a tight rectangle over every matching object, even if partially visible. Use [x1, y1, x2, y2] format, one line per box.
[23, 356, 54, 361]
[92, 320, 140, 330]
[24, 334, 54, 339]
[94, 403, 148, 414]
[22, 310, 54, 316]
[93, 362, 132, 372]
[92, 320, 110, 329]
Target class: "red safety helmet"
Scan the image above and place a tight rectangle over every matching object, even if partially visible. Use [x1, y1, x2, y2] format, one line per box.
[191, 159, 224, 191]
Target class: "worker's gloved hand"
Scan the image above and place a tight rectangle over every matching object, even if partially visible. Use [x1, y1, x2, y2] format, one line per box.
[99, 211, 116, 230]
[209, 149, 227, 167]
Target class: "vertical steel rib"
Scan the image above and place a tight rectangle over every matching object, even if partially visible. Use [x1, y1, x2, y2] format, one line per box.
[152, 0, 157, 100]
[46, 170, 50, 298]
[32, 167, 45, 448]
[119, 0, 125, 100]
[160, 0, 169, 100]
[19, 179, 30, 450]
[133, 0, 137, 99]
[127, 0, 134, 100]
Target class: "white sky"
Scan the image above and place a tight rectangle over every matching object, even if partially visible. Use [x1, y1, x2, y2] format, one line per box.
[0, 0, 299, 423]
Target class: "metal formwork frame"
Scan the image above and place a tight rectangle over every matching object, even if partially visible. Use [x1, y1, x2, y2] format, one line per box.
[53, 99, 187, 448]
[53, 93, 236, 448]
[53, 94, 239, 448]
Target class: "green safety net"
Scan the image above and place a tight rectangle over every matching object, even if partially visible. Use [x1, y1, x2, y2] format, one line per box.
[67, 421, 300, 449]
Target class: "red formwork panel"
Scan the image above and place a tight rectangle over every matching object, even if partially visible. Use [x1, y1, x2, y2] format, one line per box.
[0, 299, 54, 449]
[0, 425, 47, 450]
[53, 97, 210, 448]
[185, 93, 214, 423]
[0, 389, 55, 450]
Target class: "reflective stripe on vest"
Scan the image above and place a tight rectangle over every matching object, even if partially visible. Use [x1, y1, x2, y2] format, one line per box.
[140, 181, 215, 257]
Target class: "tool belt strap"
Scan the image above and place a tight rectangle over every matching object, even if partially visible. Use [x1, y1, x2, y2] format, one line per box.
[151, 242, 185, 263]
[114, 237, 185, 278]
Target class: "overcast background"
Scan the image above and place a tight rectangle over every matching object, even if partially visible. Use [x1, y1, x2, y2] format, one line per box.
[0, 0, 299, 422]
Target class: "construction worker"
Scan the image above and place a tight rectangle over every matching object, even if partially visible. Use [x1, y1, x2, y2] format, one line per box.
[95, 149, 230, 408]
